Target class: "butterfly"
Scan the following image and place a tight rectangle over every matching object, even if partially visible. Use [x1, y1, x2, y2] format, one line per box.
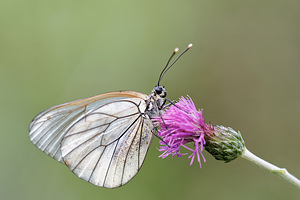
[29, 44, 192, 188]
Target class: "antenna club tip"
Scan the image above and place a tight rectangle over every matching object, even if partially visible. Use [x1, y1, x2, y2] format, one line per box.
[188, 43, 193, 48]
[174, 48, 179, 53]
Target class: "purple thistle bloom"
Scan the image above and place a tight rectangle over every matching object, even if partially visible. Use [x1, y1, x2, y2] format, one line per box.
[153, 96, 214, 167]
[153, 96, 246, 166]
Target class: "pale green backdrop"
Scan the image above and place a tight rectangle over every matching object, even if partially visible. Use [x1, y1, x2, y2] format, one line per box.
[1, 0, 300, 199]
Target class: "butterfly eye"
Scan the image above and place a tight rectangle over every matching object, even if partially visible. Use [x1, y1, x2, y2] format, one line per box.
[154, 86, 163, 95]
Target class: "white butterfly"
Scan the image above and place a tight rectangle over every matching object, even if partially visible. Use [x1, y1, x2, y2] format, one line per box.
[29, 44, 192, 188]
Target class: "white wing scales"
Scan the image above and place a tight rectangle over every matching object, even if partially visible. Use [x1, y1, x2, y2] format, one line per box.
[29, 92, 154, 188]
[29, 96, 131, 162]
[30, 105, 86, 162]
[103, 118, 148, 188]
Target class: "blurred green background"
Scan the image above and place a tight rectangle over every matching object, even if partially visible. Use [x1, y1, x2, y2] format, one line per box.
[1, 0, 300, 199]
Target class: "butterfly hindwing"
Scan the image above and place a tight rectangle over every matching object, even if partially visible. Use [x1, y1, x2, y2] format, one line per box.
[60, 98, 153, 188]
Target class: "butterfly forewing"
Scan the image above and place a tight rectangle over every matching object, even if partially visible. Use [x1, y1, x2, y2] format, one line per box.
[29, 91, 154, 188]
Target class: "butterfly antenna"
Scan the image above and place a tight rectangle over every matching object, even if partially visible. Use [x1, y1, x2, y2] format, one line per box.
[157, 48, 179, 86]
[157, 43, 193, 86]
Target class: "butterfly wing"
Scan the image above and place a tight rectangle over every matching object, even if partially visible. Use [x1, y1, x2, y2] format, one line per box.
[29, 91, 153, 188]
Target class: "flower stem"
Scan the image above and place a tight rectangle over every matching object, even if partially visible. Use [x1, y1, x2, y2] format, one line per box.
[241, 148, 300, 189]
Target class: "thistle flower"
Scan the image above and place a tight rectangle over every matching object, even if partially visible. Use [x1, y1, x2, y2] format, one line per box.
[154, 96, 300, 189]
[153, 96, 245, 166]
[153, 96, 212, 167]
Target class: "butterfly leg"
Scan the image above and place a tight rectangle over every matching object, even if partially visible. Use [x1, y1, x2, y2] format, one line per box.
[163, 98, 188, 113]
[162, 98, 178, 109]
[150, 124, 170, 147]
[151, 116, 181, 155]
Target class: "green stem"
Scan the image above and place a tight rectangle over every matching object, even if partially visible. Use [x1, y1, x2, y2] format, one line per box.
[241, 148, 300, 189]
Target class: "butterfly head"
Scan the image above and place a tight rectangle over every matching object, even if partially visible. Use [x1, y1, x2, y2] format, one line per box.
[153, 85, 167, 99]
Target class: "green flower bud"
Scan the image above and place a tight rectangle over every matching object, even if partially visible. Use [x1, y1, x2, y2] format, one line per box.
[204, 125, 245, 162]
